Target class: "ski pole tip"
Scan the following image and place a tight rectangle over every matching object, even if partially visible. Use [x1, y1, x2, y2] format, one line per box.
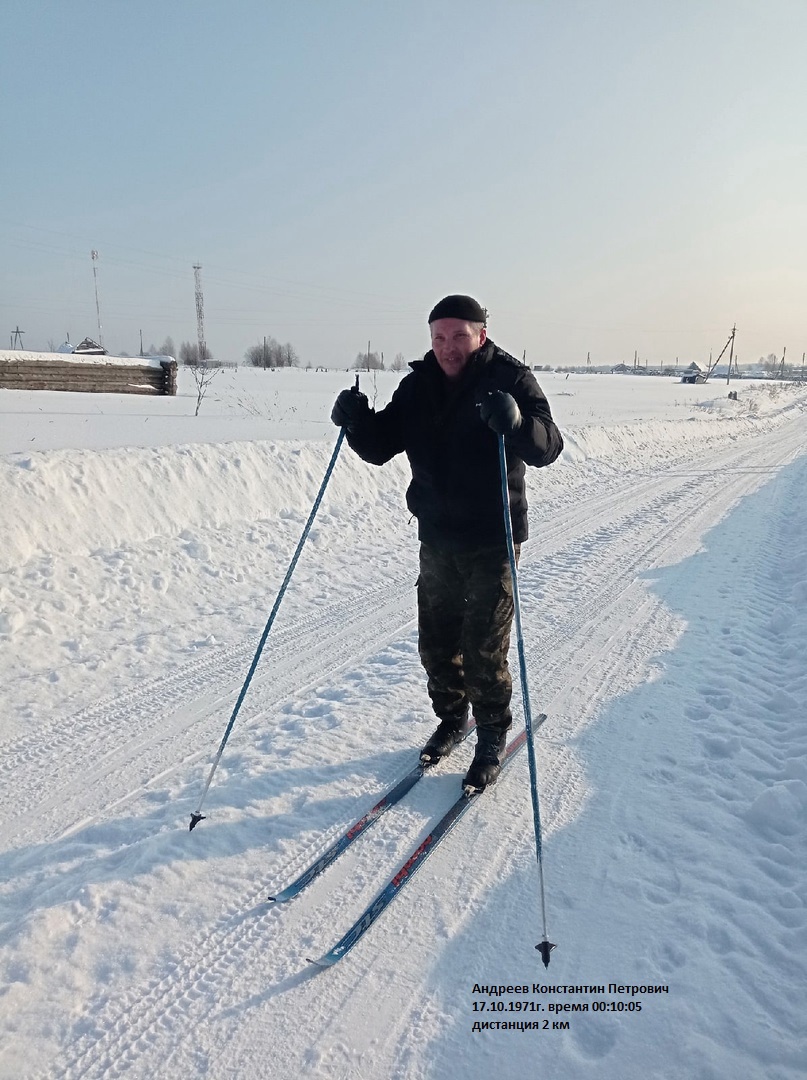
[536, 940, 556, 968]
[189, 812, 206, 832]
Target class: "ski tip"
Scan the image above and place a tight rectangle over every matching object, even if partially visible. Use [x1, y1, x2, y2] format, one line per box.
[536, 940, 556, 968]
[268, 890, 295, 904]
[306, 956, 334, 970]
[189, 812, 205, 832]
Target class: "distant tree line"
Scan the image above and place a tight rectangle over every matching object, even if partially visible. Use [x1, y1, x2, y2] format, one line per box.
[127, 336, 179, 360]
[48, 329, 420, 372]
[179, 342, 212, 365]
[246, 337, 300, 368]
[759, 353, 805, 377]
[353, 350, 408, 371]
[153, 336, 176, 358]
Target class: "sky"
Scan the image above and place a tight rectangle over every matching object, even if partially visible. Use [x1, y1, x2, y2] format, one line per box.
[2, 0, 806, 368]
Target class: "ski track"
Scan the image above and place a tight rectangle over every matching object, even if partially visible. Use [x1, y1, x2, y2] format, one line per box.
[4, 418, 799, 845]
[21, 416, 805, 1080]
[1, 578, 417, 846]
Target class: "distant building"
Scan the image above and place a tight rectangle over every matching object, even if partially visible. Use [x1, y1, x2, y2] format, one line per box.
[681, 362, 706, 384]
[73, 338, 107, 356]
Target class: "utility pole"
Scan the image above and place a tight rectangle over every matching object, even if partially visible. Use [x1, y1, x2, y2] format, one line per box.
[10, 326, 24, 348]
[193, 264, 206, 364]
[778, 347, 786, 380]
[139, 329, 144, 357]
[726, 323, 736, 385]
[91, 250, 104, 346]
[705, 324, 736, 381]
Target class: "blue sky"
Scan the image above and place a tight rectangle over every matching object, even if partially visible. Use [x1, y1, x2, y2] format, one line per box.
[2, 0, 805, 368]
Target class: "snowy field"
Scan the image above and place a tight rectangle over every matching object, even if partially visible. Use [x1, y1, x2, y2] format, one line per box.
[1, 365, 806, 1079]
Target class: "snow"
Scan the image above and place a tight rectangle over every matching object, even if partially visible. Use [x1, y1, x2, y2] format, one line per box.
[1, 366, 806, 1079]
[0, 350, 169, 370]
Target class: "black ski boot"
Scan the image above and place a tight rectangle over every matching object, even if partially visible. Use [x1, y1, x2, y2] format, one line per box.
[420, 711, 469, 765]
[463, 727, 508, 792]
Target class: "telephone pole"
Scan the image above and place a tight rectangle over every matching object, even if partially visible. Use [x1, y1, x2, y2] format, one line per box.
[705, 324, 736, 382]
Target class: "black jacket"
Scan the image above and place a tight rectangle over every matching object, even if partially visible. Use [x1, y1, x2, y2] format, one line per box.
[346, 340, 563, 549]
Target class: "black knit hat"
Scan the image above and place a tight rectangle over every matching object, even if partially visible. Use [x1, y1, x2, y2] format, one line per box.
[428, 294, 487, 325]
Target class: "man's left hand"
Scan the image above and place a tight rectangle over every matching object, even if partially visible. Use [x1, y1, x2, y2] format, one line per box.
[480, 391, 522, 435]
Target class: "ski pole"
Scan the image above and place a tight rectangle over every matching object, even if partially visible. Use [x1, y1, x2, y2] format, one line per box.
[189, 420, 350, 831]
[498, 433, 556, 966]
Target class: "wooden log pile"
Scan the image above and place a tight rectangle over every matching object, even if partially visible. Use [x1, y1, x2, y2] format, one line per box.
[0, 355, 178, 396]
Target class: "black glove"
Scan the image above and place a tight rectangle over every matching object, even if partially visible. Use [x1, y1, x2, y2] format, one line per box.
[331, 387, 370, 431]
[480, 391, 522, 436]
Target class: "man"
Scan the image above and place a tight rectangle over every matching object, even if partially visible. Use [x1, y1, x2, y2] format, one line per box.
[331, 294, 563, 791]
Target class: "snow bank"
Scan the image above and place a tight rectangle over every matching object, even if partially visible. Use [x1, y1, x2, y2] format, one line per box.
[0, 440, 409, 570]
[1, 381, 803, 571]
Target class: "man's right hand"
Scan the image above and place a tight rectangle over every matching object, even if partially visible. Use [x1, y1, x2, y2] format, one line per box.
[331, 388, 370, 431]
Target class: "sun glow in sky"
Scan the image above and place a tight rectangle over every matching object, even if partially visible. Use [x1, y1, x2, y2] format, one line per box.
[2, 0, 805, 369]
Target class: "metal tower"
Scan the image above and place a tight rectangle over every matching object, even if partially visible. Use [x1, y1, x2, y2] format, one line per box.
[91, 250, 104, 346]
[193, 264, 207, 363]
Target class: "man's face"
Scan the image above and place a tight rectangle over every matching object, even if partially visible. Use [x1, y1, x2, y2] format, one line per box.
[430, 318, 486, 380]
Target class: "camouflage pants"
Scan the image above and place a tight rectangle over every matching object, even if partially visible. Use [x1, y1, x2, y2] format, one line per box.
[416, 542, 519, 732]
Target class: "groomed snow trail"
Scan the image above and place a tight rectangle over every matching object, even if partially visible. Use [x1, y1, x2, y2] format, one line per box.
[1, 401, 805, 1080]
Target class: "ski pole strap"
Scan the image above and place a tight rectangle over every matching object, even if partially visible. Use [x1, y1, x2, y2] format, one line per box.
[190, 428, 347, 828]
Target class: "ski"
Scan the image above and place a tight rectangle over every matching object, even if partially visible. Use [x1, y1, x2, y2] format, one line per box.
[307, 715, 546, 968]
[267, 725, 475, 903]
